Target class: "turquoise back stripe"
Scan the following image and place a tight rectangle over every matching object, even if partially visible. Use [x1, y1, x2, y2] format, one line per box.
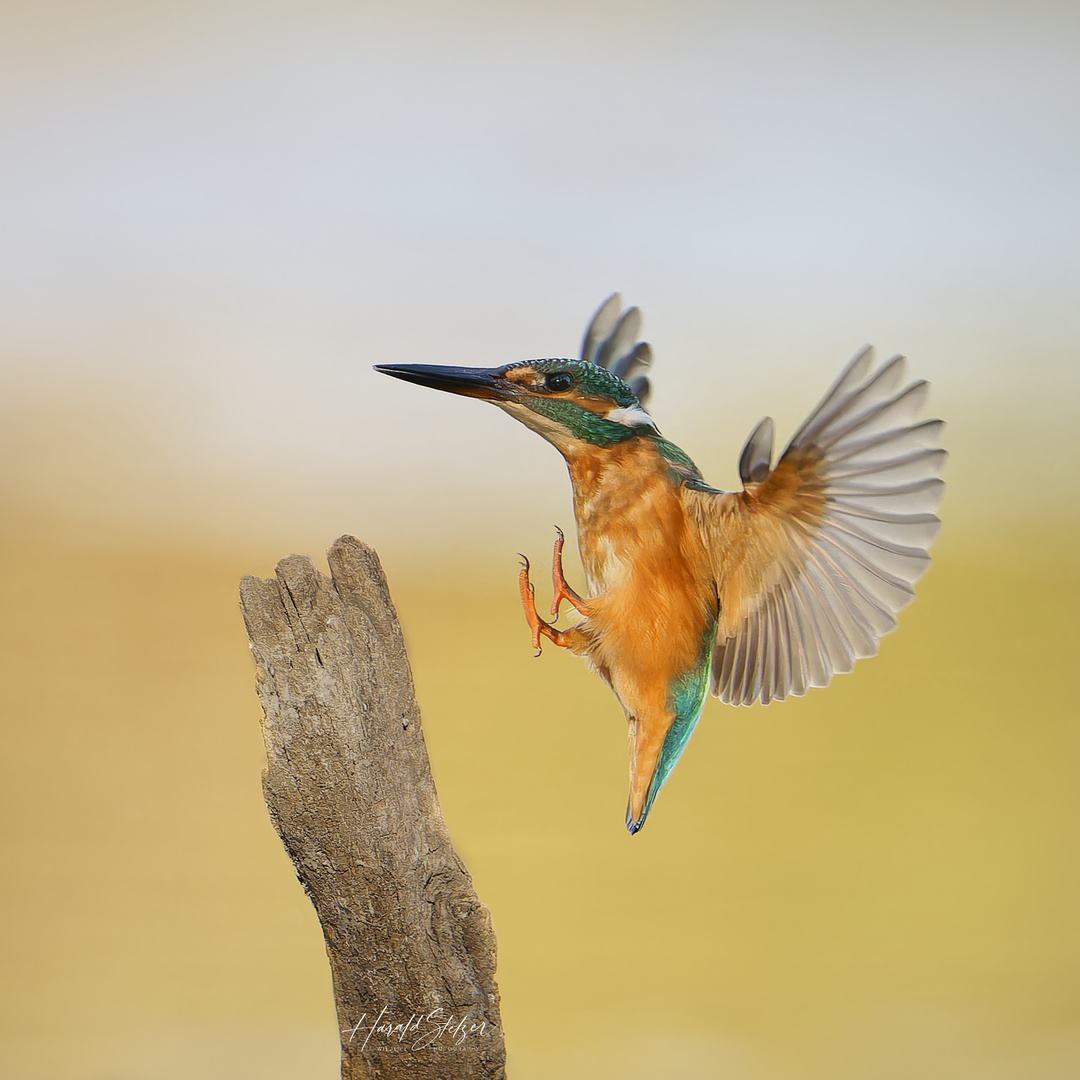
[631, 623, 716, 830]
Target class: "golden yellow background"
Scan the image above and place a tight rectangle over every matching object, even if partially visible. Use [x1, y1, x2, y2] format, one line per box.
[1, 2, 1078, 1078]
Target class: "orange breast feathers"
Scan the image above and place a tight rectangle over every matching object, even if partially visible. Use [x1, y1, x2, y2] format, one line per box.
[565, 440, 717, 719]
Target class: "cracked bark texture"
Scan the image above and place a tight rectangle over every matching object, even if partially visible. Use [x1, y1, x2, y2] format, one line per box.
[239, 535, 505, 1080]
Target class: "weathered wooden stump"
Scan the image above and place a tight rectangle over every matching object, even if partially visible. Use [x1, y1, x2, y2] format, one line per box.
[240, 536, 505, 1080]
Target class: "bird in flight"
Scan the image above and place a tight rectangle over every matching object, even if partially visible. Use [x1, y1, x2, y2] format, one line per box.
[376, 296, 945, 834]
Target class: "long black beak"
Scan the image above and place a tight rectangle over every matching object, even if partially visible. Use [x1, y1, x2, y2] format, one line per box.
[374, 363, 504, 400]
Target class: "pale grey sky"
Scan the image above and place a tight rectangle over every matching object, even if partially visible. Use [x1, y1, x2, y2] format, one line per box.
[1, 0, 1077, 552]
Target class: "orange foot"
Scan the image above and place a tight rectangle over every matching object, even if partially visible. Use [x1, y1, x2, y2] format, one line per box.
[550, 526, 592, 619]
[519, 555, 581, 655]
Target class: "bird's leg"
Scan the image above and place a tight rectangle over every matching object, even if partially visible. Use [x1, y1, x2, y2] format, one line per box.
[519, 555, 581, 655]
[550, 526, 592, 619]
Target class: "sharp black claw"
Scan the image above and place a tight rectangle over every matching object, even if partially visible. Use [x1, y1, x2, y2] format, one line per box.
[554, 525, 564, 541]
[518, 553, 530, 572]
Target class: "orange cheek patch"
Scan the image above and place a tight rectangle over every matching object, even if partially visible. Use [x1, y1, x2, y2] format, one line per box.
[574, 395, 613, 416]
[503, 367, 543, 387]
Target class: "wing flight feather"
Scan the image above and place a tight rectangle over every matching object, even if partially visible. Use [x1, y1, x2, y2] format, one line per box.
[581, 293, 654, 406]
[685, 346, 945, 706]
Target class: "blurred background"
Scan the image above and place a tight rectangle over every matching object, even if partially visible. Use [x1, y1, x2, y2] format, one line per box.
[1, 1, 1078, 1077]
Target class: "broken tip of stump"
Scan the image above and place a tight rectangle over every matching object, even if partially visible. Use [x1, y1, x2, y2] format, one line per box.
[240, 536, 505, 1080]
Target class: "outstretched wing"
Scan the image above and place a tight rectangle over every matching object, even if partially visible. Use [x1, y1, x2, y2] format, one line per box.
[581, 293, 653, 406]
[684, 346, 946, 706]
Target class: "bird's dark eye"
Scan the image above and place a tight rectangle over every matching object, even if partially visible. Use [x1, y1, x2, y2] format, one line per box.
[545, 371, 573, 392]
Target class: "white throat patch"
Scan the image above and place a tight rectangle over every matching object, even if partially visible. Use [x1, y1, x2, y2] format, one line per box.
[605, 405, 655, 428]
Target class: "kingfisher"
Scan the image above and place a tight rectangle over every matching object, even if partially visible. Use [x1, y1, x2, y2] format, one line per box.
[376, 296, 945, 834]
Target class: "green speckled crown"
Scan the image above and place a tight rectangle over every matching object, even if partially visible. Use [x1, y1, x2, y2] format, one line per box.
[516, 358, 643, 410]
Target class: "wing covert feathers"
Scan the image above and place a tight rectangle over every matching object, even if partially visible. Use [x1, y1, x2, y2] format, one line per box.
[687, 346, 945, 706]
